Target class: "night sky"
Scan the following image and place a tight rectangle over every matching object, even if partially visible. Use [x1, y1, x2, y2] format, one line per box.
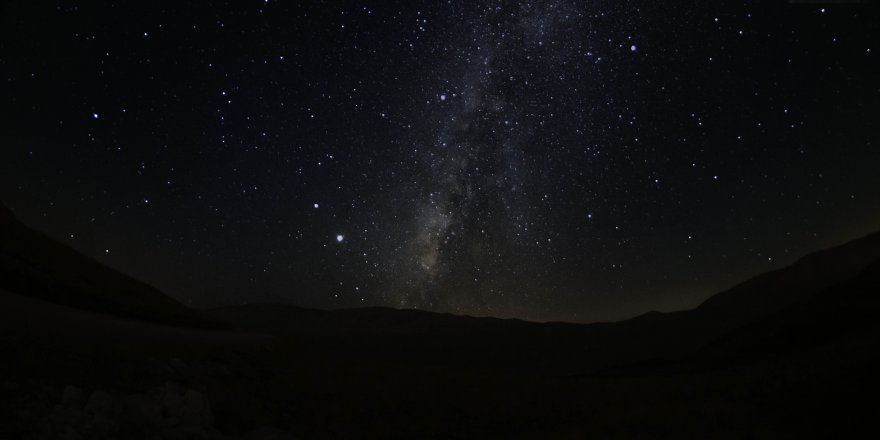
[1, 1, 877, 323]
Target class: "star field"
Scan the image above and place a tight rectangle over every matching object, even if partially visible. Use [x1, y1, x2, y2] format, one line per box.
[1, 1, 877, 322]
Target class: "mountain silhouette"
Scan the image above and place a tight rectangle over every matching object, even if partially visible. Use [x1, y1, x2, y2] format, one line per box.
[0, 202, 217, 328]
[1, 200, 878, 438]
[205, 230, 880, 375]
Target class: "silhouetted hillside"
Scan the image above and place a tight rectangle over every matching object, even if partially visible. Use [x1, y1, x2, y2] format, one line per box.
[0, 202, 217, 328]
[2, 204, 879, 438]
[698, 258, 880, 361]
[206, 231, 880, 374]
[694, 230, 880, 324]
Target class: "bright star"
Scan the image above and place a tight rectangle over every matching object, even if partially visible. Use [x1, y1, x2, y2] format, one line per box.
[336, 234, 344, 242]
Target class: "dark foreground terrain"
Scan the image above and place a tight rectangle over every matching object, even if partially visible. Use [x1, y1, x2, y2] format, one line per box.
[2, 201, 879, 439]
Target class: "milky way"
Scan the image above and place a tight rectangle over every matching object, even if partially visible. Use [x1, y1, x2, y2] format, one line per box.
[390, 3, 583, 312]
